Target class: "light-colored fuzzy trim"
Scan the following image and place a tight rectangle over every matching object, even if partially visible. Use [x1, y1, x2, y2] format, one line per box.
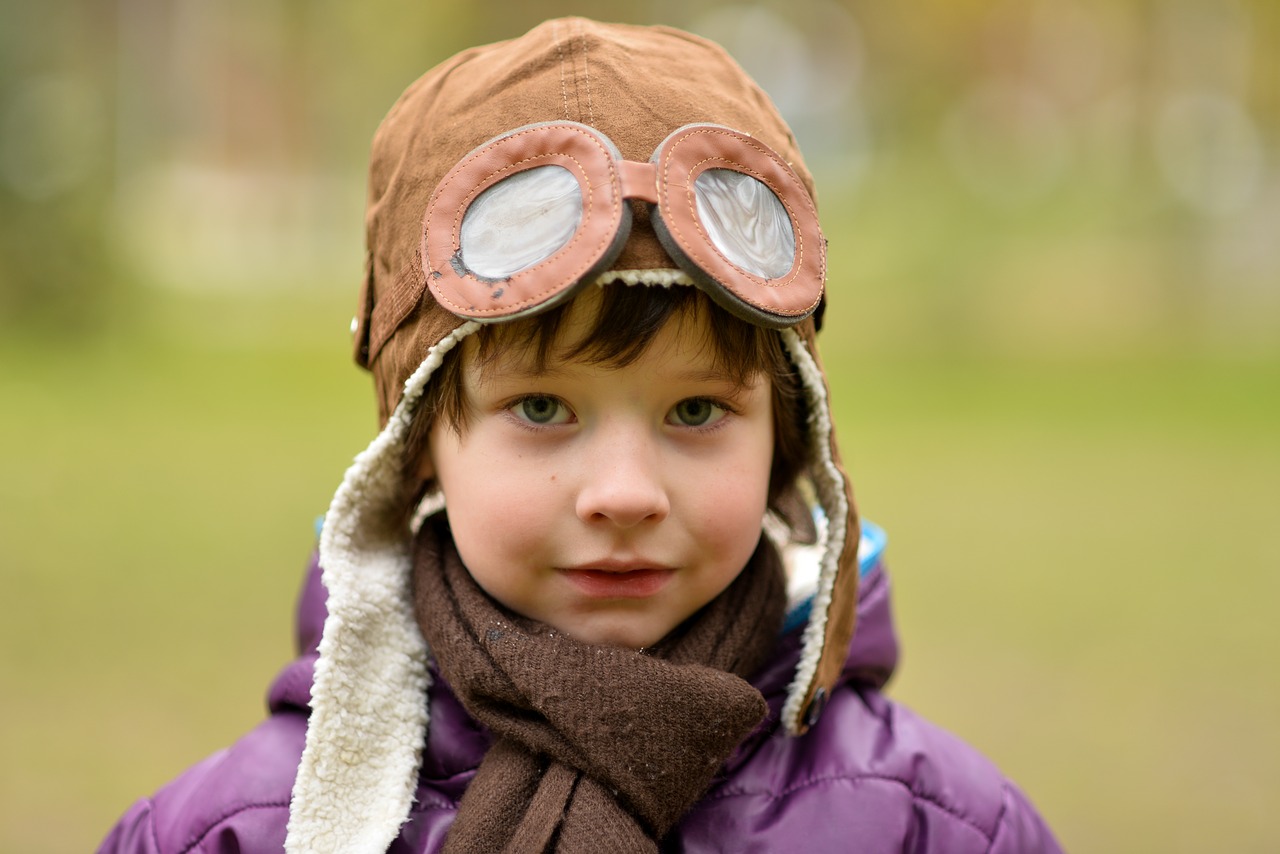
[595, 267, 695, 287]
[286, 322, 480, 854]
[778, 328, 850, 735]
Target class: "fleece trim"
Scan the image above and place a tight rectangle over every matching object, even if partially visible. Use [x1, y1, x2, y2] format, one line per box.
[778, 327, 852, 734]
[286, 322, 479, 854]
[597, 268, 695, 287]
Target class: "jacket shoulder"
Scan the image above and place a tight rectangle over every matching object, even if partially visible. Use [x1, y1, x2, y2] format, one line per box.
[98, 710, 306, 854]
[682, 685, 1062, 853]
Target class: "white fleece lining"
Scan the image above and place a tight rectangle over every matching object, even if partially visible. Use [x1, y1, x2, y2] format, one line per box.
[778, 328, 850, 735]
[287, 322, 480, 854]
[596, 267, 695, 287]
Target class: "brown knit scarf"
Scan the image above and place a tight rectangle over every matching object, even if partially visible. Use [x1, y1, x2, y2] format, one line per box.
[411, 515, 785, 854]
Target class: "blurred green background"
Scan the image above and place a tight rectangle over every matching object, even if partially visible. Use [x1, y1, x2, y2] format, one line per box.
[2, 1, 1277, 851]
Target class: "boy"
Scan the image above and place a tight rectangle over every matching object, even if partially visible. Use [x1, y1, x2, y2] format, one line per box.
[101, 18, 1062, 853]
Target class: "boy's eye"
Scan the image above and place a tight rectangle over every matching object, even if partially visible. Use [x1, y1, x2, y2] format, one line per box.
[669, 397, 726, 427]
[512, 395, 571, 425]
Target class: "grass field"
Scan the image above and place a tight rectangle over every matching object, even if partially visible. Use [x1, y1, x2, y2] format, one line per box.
[1, 290, 1277, 853]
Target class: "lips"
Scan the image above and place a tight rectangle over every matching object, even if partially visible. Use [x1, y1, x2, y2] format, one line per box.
[559, 563, 675, 598]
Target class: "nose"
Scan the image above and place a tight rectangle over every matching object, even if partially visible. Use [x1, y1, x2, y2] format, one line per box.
[575, 425, 670, 528]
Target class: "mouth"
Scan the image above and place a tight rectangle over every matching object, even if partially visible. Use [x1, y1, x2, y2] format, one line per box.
[558, 561, 675, 599]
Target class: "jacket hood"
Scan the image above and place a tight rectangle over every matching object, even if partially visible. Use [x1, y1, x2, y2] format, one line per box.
[289, 18, 861, 854]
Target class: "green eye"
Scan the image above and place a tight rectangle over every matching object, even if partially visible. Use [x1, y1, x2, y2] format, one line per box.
[670, 398, 720, 427]
[517, 395, 566, 425]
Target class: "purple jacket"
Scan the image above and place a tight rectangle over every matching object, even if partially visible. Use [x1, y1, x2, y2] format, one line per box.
[100, 550, 1062, 853]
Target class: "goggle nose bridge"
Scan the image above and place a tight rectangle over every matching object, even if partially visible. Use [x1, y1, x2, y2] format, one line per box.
[616, 160, 660, 205]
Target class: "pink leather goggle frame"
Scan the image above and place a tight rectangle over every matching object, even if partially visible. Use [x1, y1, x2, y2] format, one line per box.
[421, 121, 826, 329]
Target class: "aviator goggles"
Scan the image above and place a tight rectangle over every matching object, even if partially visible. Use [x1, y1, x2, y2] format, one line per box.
[421, 121, 826, 329]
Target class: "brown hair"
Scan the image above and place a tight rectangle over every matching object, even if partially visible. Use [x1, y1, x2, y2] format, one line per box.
[402, 284, 812, 526]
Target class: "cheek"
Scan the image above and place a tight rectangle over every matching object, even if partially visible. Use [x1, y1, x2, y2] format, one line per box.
[454, 503, 545, 554]
[685, 456, 772, 560]
[437, 455, 557, 566]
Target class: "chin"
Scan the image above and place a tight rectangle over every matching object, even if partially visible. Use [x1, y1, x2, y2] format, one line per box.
[560, 618, 670, 651]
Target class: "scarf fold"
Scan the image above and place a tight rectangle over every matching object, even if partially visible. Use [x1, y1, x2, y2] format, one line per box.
[412, 515, 786, 854]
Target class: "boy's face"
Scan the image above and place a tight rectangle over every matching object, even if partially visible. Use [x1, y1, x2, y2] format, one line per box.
[424, 290, 774, 649]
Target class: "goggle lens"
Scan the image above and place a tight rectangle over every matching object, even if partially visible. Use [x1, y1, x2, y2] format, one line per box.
[459, 165, 584, 280]
[693, 168, 796, 281]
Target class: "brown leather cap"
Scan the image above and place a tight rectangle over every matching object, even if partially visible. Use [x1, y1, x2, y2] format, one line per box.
[354, 17, 817, 424]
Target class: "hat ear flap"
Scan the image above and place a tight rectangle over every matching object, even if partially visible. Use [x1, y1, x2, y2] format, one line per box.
[777, 324, 860, 735]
